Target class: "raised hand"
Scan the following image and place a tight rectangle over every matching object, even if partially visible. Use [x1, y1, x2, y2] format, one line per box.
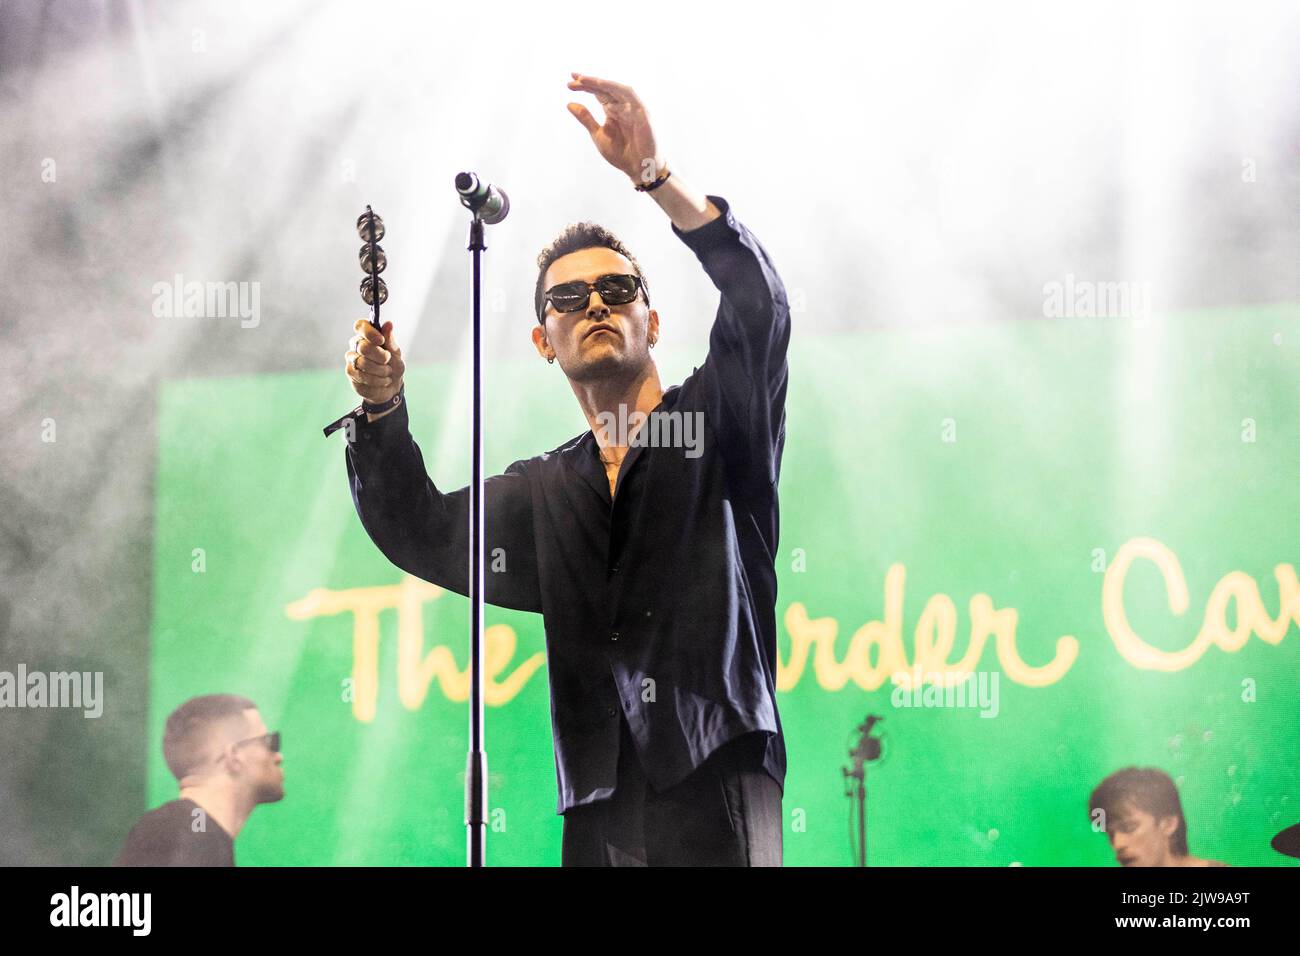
[566, 72, 665, 186]
[345, 318, 405, 414]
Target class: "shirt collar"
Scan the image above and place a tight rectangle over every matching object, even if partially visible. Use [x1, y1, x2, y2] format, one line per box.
[563, 385, 683, 503]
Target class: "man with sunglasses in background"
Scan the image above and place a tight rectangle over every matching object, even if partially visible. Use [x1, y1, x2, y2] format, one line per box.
[343, 73, 790, 866]
[114, 694, 284, 866]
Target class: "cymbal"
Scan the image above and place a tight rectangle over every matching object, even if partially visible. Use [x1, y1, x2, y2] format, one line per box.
[1271, 823, 1300, 858]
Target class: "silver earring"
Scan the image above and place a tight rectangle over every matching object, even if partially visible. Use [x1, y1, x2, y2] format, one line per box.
[649, 340, 656, 349]
[547, 355, 555, 364]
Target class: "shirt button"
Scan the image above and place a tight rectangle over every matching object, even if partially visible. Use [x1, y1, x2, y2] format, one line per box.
[610, 631, 620, 642]
[610, 565, 620, 574]
[607, 706, 617, 717]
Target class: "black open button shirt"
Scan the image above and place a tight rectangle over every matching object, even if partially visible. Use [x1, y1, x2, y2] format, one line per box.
[346, 195, 791, 813]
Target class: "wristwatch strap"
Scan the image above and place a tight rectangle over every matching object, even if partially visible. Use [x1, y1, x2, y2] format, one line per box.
[362, 385, 404, 415]
[322, 386, 403, 439]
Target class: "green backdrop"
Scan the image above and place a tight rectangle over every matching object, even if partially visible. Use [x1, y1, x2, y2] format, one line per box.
[149, 307, 1299, 865]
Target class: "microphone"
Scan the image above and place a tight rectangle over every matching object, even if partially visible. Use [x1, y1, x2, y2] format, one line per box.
[455, 172, 510, 224]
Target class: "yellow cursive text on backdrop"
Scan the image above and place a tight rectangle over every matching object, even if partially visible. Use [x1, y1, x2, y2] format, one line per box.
[286, 537, 1296, 718]
[285, 575, 545, 722]
[779, 563, 1078, 692]
[1102, 537, 1300, 670]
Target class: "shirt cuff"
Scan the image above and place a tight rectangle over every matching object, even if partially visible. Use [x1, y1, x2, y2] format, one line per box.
[670, 195, 738, 250]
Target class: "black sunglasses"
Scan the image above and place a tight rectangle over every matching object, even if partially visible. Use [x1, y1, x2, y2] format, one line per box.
[232, 731, 281, 753]
[542, 273, 645, 319]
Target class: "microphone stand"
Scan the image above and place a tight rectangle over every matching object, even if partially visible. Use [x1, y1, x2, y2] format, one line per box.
[463, 210, 489, 867]
[843, 714, 883, 867]
[456, 172, 508, 867]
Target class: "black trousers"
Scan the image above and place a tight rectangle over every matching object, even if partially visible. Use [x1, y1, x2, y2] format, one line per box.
[560, 715, 783, 866]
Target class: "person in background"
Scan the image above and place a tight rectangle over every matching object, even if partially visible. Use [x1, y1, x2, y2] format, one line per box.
[114, 694, 284, 866]
[1088, 767, 1226, 867]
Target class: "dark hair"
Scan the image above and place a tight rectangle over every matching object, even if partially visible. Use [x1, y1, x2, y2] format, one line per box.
[1089, 767, 1189, 856]
[162, 694, 256, 782]
[534, 222, 650, 324]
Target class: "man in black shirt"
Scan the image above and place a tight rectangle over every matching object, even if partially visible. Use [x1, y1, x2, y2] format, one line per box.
[115, 694, 284, 866]
[343, 73, 790, 865]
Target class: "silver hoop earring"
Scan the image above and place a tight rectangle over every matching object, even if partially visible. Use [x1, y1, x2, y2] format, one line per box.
[547, 355, 555, 364]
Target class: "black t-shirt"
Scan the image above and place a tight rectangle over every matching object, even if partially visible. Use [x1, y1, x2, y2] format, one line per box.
[113, 798, 235, 867]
